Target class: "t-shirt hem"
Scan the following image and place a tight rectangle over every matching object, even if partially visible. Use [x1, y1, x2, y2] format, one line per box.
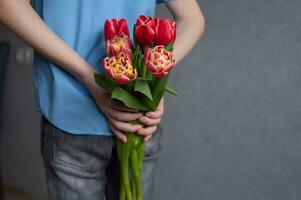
[39, 111, 113, 136]
[156, 0, 175, 4]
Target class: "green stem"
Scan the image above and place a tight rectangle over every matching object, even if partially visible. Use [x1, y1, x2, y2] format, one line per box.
[117, 119, 145, 200]
[117, 133, 132, 200]
[132, 146, 142, 200]
[130, 143, 137, 200]
[136, 139, 144, 200]
[122, 80, 134, 92]
[119, 176, 126, 200]
[150, 76, 157, 91]
[142, 61, 147, 78]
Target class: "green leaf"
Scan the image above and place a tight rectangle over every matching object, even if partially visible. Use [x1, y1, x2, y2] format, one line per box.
[137, 77, 152, 82]
[152, 74, 170, 108]
[111, 87, 151, 111]
[165, 85, 180, 96]
[133, 45, 139, 67]
[165, 42, 174, 51]
[134, 79, 153, 101]
[133, 24, 138, 48]
[94, 72, 116, 93]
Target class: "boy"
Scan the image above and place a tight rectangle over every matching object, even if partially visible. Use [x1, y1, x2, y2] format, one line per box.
[0, 0, 205, 199]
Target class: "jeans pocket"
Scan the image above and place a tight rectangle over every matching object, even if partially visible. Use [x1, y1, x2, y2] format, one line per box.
[52, 128, 100, 171]
[144, 125, 163, 159]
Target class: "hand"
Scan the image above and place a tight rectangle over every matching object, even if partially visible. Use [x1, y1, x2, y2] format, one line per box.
[137, 97, 164, 142]
[89, 85, 143, 143]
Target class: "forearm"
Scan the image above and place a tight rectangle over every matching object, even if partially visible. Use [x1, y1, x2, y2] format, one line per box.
[0, 0, 97, 91]
[167, 0, 205, 65]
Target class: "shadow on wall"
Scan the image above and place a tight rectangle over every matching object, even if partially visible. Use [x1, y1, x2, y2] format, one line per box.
[0, 38, 47, 200]
[0, 42, 9, 103]
[0, 185, 45, 200]
[0, 42, 10, 200]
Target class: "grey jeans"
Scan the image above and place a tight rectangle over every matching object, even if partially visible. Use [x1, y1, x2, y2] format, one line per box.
[40, 116, 163, 200]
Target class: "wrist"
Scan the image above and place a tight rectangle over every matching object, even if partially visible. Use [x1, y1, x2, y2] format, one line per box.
[79, 65, 107, 97]
[79, 65, 95, 89]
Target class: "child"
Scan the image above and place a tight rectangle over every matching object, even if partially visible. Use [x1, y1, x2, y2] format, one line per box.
[0, 0, 205, 199]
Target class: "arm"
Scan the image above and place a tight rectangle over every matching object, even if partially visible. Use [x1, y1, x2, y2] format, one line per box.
[0, 0, 143, 142]
[137, 0, 205, 140]
[169, 0, 205, 65]
[0, 0, 94, 88]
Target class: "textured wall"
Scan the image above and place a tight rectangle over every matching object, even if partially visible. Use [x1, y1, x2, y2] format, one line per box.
[155, 1, 301, 200]
[1, 0, 301, 200]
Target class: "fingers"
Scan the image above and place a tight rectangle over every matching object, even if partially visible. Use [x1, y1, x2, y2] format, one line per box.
[110, 100, 138, 112]
[144, 134, 153, 142]
[108, 116, 143, 133]
[145, 99, 164, 119]
[108, 122, 127, 143]
[139, 116, 161, 126]
[106, 107, 143, 121]
[136, 125, 157, 138]
[145, 108, 163, 119]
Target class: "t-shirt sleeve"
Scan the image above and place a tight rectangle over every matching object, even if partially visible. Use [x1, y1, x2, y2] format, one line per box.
[156, 0, 175, 4]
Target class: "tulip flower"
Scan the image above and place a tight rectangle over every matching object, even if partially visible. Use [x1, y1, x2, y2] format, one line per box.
[135, 15, 176, 46]
[134, 15, 156, 46]
[155, 18, 176, 46]
[104, 18, 130, 40]
[102, 52, 137, 85]
[144, 45, 174, 78]
[106, 33, 132, 59]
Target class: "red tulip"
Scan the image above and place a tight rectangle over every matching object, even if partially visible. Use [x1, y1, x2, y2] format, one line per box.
[104, 18, 130, 40]
[155, 18, 176, 46]
[134, 15, 156, 46]
[144, 46, 174, 78]
[134, 15, 176, 46]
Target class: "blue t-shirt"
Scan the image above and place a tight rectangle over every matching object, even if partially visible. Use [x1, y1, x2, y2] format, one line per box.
[33, 0, 173, 136]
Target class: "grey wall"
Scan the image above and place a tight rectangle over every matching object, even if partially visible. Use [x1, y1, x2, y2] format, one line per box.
[1, 0, 301, 200]
[155, 0, 301, 200]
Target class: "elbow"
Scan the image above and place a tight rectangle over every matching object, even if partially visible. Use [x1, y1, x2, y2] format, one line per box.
[199, 12, 205, 28]
[197, 12, 205, 39]
[0, 0, 10, 21]
[185, 10, 205, 42]
[0, 0, 9, 9]
[0, 1, 4, 22]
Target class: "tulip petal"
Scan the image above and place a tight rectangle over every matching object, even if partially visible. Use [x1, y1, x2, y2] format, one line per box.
[117, 18, 130, 37]
[143, 46, 174, 79]
[101, 52, 137, 85]
[135, 25, 156, 46]
[153, 71, 168, 78]
[136, 15, 147, 26]
[116, 76, 131, 85]
[104, 20, 117, 40]
[156, 19, 173, 45]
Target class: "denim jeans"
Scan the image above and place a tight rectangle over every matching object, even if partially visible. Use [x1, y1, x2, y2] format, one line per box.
[40, 116, 163, 200]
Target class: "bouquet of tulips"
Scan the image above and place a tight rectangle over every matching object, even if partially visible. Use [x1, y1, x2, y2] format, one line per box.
[94, 15, 178, 200]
